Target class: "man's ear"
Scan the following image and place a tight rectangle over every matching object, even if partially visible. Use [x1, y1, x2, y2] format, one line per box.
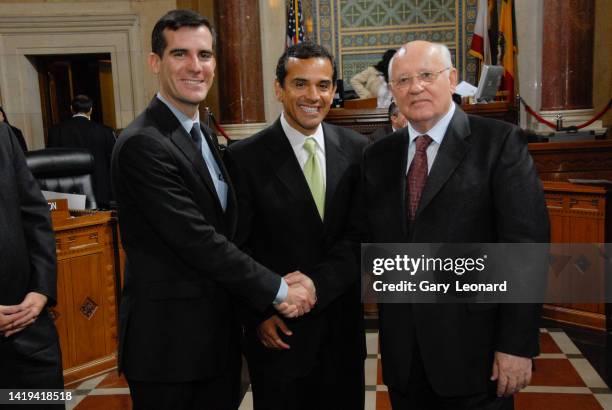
[449, 67, 458, 93]
[148, 52, 161, 75]
[274, 80, 284, 103]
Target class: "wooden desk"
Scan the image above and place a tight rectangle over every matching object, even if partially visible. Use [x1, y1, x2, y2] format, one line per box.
[51, 211, 120, 385]
[529, 139, 612, 182]
[326, 101, 517, 136]
[541, 182, 612, 330]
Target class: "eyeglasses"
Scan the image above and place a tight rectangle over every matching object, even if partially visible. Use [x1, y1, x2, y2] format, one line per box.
[390, 67, 451, 89]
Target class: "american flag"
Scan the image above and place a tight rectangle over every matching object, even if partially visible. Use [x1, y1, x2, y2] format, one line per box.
[286, 0, 305, 48]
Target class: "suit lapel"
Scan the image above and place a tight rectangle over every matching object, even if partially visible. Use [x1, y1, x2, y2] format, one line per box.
[416, 107, 471, 218]
[147, 98, 222, 211]
[263, 119, 324, 225]
[202, 125, 238, 235]
[322, 123, 349, 226]
[391, 130, 410, 237]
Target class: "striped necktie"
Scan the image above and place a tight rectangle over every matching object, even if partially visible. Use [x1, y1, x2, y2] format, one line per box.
[407, 134, 432, 221]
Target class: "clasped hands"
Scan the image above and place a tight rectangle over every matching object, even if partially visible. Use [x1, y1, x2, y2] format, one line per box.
[0, 292, 48, 337]
[273, 271, 316, 319]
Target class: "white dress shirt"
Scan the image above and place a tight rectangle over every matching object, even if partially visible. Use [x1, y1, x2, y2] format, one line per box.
[280, 112, 327, 186]
[406, 102, 456, 174]
[157, 93, 228, 211]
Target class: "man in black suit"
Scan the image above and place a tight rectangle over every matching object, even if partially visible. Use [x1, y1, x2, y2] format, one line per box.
[370, 101, 407, 141]
[48, 95, 116, 208]
[111, 10, 316, 410]
[362, 41, 549, 409]
[227, 42, 367, 410]
[0, 123, 64, 406]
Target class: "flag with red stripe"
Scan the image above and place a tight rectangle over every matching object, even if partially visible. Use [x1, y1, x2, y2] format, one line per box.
[469, 0, 491, 64]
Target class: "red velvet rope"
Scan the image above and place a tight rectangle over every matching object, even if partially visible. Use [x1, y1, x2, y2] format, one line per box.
[205, 110, 233, 142]
[519, 96, 612, 131]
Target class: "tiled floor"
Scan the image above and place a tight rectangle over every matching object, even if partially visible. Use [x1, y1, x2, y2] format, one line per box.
[64, 327, 612, 410]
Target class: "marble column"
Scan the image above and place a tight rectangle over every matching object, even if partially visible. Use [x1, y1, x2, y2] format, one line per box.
[541, 0, 594, 111]
[535, 0, 604, 134]
[214, 0, 267, 140]
[515, 0, 543, 130]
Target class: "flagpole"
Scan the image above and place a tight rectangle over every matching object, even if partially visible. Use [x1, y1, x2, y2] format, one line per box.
[294, 0, 299, 45]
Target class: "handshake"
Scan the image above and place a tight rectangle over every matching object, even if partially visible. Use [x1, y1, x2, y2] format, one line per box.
[274, 271, 317, 318]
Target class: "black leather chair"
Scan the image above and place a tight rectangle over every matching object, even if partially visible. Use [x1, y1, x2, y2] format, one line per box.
[25, 148, 98, 209]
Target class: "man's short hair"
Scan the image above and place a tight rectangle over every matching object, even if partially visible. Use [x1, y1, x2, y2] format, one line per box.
[151, 9, 216, 57]
[71, 95, 93, 114]
[276, 41, 337, 87]
[388, 101, 400, 119]
[388, 42, 454, 81]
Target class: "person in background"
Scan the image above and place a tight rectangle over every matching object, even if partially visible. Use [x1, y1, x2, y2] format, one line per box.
[0, 123, 64, 409]
[349, 48, 397, 108]
[370, 101, 408, 141]
[0, 105, 28, 152]
[48, 94, 116, 209]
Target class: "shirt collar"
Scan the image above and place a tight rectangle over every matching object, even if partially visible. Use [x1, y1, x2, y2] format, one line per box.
[72, 113, 90, 120]
[280, 112, 325, 153]
[156, 92, 200, 134]
[407, 101, 456, 145]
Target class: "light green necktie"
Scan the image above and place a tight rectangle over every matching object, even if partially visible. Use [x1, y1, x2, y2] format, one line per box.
[303, 137, 325, 219]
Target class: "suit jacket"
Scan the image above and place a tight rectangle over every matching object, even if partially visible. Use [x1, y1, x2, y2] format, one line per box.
[111, 97, 281, 383]
[227, 119, 368, 383]
[362, 106, 550, 396]
[0, 123, 60, 365]
[48, 116, 116, 208]
[369, 124, 394, 142]
[7, 125, 28, 152]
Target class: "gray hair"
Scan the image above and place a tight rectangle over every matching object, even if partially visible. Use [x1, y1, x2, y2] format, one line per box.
[388, 42, 454, 81]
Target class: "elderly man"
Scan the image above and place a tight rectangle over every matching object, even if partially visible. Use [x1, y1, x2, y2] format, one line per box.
[111, 10, 315, 410]
[362, 40, 549, 409]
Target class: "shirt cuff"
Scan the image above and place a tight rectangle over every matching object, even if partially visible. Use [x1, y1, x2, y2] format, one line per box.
[273, 278, 288, 304]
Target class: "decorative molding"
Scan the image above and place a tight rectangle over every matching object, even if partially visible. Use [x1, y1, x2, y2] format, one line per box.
[0, 13, 144, 148]
[219, 122, 268, 141]
[0, 14, 139, 32]
[80, 297, 99, 320]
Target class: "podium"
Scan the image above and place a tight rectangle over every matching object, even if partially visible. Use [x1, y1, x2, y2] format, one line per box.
[49, 200, 121, 385]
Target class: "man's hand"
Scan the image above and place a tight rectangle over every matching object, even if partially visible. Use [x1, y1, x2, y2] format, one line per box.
[274, 271, 317, 318]
[0, 305, 29, 336]
[284, 271, 316, 297]
[1, 292, 48, 337]
[256, 315, 292, 350]
[491, 351, 532, 397]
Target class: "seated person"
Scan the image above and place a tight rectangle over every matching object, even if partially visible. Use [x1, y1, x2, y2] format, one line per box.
[349, 49, 397, 108]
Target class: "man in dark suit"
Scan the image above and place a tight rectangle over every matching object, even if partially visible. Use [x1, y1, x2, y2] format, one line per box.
[111, 10, 316, 410]
[362, 41, 549, 409]
[370, 101, 407, 141]
[48, 95, 116, 208]
[0, 123, 64, 406]
[227, 42, 367, 410]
